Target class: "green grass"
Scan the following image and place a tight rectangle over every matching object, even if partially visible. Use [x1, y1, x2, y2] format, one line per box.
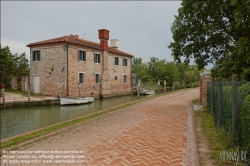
[194, 106, 247, 166]
[5, 89, 45, 97]
[192, 98, 200, 105]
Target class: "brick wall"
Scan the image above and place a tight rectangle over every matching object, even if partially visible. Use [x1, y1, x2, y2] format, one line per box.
[200, 77, 212, 111]
[30, 44, 67, 96]
[29, 43, 133, 98]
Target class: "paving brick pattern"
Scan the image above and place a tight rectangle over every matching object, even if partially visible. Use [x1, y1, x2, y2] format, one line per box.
[1, 89, 199, 166]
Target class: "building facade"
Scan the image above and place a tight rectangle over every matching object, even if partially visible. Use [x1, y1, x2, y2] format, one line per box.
[27, 29, 134, 98]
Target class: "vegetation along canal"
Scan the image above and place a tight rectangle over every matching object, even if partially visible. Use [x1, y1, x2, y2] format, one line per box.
[1, 95, 148, 139]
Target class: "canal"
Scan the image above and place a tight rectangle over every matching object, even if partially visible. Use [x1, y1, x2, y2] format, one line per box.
[0, 95, 149, 139]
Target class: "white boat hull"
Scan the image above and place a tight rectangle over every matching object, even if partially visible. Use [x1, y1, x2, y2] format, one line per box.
[140, 90, 155, 95]
[60, 97, 94, 106]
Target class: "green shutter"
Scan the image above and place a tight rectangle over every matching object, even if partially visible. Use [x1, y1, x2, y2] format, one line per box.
[37, 50, 40, 61]
[83, 51, 86, 61]
[78, 50, 81, 61]
[32, 51, 35, 61]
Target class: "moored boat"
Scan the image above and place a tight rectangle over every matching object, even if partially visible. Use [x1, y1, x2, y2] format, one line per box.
[140, 89, 155, 95]
[60, 97, 94, 106]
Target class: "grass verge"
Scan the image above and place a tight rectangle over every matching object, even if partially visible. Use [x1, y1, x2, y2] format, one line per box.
[194, 103, 247, 166]
[5, 89, 45, 97]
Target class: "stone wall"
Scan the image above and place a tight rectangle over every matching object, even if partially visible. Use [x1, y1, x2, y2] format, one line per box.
[29, 43, 133, 98]
[21, 76, 29, 91]
[29, 44, 67, 97]
[11, 77, 17, 90]
[68, 45, 102, 98]
[108, 53, 132, 95]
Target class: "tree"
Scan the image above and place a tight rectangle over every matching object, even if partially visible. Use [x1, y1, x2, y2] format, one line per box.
[132, 57, 148, 79]
[0, 45, 29, 88]
[147, 57, 180, 86]
[168, 0, 250, 80]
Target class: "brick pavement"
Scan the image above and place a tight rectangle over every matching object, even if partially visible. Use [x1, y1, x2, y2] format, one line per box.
[1, 88, 199, 166]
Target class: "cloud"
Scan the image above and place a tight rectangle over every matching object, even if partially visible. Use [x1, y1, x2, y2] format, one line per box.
[1, 1, 182, 64]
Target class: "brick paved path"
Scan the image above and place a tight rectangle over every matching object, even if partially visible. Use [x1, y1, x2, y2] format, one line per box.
[1, 88, 199, 166]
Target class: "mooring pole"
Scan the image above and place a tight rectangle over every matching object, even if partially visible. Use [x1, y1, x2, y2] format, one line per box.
[164, 80, 166, 93]
[62, 82, 64, 97]
[158, 80, 160, 95]
[2, 83, 5, 109]
[137, 79, 141, 100]
[78, 83, 81, 98]
[27, 82, 31, 107]
[172, 82, 175, 91]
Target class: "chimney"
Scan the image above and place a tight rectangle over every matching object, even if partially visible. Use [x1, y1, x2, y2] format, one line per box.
[110, 39, 119, 49]
[98, 29, 109, 51]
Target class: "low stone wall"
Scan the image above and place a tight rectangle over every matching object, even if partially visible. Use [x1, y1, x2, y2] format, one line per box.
[0, 99, 60, 109]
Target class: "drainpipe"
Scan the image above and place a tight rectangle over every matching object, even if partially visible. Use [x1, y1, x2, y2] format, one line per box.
[67, 43, 69, 97]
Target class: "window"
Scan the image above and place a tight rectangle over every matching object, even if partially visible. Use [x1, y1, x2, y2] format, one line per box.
[123, 58, 128, 66]
[123, 75, 127, 83]
[94, 53, 101, 63]
[114, 57, 119, 65]
[78, 50, 86, 61]
[79, 73, 84, 83]
[95, 73, 100, 83]
[32, 50, 40, 61]
[115, 76, 117, 80]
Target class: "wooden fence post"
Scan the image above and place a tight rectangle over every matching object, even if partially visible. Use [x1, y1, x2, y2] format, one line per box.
[27, 82, 31, 107]
[137, 79, 141, 100]
[232, 74, 238, 145]
[2, 83, 5, 109]
[164, 80, 166, 93]
[78, 83, 81, 98]
[218, 82, 222, 127]
[158, 80, 160, 95]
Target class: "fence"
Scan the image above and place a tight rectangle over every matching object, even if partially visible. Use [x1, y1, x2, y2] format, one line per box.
[207, 81, 250, 155]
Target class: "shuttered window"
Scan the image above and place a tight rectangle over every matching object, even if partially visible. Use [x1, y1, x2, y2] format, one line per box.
[78, 50, 86, 61]
[114, 57, 119, 65]
[124, 75, 127, 83]
[32, 50, 40, 61]
[95, 73, 100, 83]
[79, 73, 84, 83]
[94, 53, 101, 63]
[123, 58, 127, 66]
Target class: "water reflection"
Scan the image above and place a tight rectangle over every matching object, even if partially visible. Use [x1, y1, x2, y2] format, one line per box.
[0, 95, 148, 139]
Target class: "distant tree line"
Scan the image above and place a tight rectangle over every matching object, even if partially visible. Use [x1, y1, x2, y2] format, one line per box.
[132, 57, 200, 88]
[0, 45, 29, 89]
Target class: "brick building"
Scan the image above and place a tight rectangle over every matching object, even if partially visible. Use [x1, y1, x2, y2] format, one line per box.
[27, 29, 134, 98]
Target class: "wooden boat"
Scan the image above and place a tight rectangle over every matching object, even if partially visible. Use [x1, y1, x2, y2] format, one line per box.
[60, 97, 94, 106]
[140, 89, 155, 95]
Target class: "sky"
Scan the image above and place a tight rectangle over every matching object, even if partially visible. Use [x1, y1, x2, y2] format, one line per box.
[2, 1, 207, 68]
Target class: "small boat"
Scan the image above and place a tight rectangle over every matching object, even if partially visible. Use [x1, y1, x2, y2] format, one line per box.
[140, 89, 155, 95]
[60, 97, 94, 106]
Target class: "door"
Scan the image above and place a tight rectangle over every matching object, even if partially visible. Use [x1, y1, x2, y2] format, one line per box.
[33, 75, 40, 93]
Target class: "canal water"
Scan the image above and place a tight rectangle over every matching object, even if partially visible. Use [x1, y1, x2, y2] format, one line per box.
[0, 95, 149, 139]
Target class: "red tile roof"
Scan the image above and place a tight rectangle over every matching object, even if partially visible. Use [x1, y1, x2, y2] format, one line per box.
[27, 35, 133, 57]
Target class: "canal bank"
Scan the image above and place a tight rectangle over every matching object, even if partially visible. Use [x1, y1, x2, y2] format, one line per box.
[0, 91, 135, 109]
